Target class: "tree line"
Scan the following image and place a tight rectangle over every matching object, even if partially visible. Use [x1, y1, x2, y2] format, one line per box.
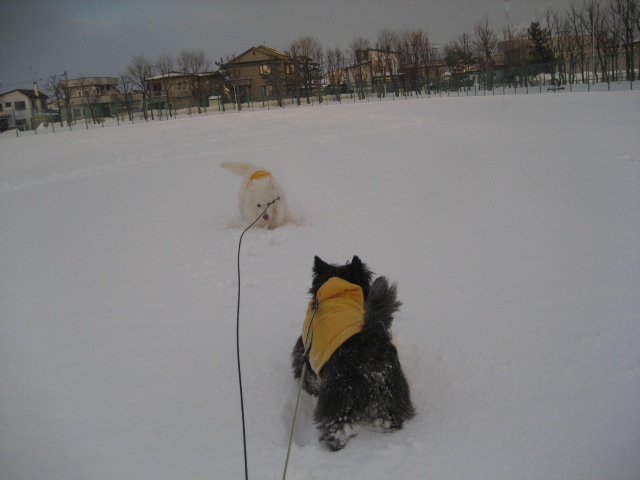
[42, 0, 639, 122]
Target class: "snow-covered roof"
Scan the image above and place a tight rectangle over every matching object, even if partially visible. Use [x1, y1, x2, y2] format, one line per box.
[146, 72, 218, 81]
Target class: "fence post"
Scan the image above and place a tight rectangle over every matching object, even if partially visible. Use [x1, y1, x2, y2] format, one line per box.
[12, 111, 18, 136]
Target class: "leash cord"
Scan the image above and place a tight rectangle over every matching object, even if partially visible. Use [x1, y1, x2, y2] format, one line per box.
[282, 298, 317, 480]
[235, 197, 279, 480]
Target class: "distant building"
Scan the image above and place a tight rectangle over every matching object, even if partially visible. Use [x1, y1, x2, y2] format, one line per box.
[345, 49, 400, 88]
[55, 77, 119, 122]
[146, 71, 224, 109]
[0, 84, 49, 131]
[224, 46, 294, 100]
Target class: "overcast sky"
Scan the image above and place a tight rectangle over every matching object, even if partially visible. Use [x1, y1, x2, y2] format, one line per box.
[1, 0, 575, 91]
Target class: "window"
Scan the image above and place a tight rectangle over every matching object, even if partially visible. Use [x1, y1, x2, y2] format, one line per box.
[172, 80, 188, 91]
[5, 102, 12, 108]
[15, 101, 27, 110]
[259, 64, 271, 75]
[152, 82, 163, 96]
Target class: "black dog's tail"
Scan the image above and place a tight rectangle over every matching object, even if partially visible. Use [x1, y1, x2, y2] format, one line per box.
[362, 276, 402, 335]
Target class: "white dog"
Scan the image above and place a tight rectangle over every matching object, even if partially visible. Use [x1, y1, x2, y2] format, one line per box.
[221, 161, 295, 229]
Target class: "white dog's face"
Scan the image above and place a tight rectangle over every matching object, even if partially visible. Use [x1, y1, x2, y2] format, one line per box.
[244, 194, 275, 227]
[241, 178, 283, 229]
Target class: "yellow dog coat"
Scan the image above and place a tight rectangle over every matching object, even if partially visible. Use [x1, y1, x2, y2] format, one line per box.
[246, 170, 272, 187]
[302, 277, 365, 378]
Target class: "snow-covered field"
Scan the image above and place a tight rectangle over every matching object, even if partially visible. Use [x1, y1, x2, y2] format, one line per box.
[1, 91, 639, 480]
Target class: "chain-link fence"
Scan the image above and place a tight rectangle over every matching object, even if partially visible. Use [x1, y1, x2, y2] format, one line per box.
[2, 48, 637, 139]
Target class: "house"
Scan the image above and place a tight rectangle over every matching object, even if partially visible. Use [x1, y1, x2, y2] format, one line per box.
[345, 49, 400, 88]
[0, 84, 49, 131]
[148, 72, 192, 105]
[223, 46, 295, 100]
[343, 48, 435, 96]
[146, 71, 224, 109]
[56, 77, 119, 122]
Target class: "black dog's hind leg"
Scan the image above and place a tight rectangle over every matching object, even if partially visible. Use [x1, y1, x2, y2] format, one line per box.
[291, 336, 321, 396]
[315, 384, 361, 451]
[313, 351, 368, 451]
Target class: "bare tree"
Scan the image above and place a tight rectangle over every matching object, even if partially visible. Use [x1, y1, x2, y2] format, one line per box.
[74, 74, 106, 124]
[577, 0, 609, 82]
[156, 52, 175, 115]
[375, 28, 400, 95]
[566, 2, 590, 82]
[45, 74, 66, 127]
[472, 13, 499, 88]
[287, 36, 324, 104]
[259, 55, 288, 107]
[177, 49, 212, 114]
[444, 33, 476, 75]
[609, 0, 639, 80]
[127, 55, 154, 119]
[414, 28, 434, 92]
[501, 24, 528, 73]
[394, 28, 434, 94]
[557, 13, 581, 83]
[325, 46, 347, 100]
[540, 4, 563, 60]
[285, 41, 304, 105]
[216, 56, 247, 111]
[115, 73, 135, 121]
[349, 36, 371, 99]
[539, 5, 572, 83]
[313, 45, 326, 103]
[48, 72, 75, 127]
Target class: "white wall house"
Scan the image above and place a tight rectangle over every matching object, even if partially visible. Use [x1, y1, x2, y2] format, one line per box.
[0, 83, 49, 131]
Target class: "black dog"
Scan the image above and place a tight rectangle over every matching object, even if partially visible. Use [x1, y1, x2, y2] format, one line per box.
[292, 256, 415, 451]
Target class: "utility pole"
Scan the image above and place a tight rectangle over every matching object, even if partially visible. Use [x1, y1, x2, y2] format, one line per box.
[62, 71, 72, 129]
[504, 0, 511, 30]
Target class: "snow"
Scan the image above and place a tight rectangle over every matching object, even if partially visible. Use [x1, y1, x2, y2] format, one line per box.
[1, 91, 639, 480]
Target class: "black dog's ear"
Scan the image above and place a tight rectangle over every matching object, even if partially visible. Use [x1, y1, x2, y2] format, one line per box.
[347, 255, 373, 295]
[313, 256, 328, 274]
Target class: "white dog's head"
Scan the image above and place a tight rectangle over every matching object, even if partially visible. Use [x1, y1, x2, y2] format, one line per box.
[241, 176, 284, 229]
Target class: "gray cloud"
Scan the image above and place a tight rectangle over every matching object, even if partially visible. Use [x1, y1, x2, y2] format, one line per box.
[1, 0, 573, 90]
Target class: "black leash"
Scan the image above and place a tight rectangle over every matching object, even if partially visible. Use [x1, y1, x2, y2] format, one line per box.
[282, 295, 317, 480]
[235, 197, 279, 480]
